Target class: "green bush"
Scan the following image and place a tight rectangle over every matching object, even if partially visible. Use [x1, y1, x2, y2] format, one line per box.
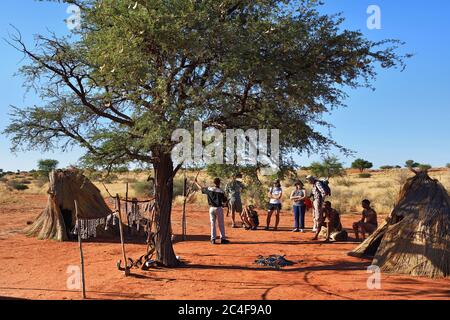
[173, 178, 186, 198]
[358, 173, 372, 179]
[132, 181, 154, 197]
[7, 181, 29, 191]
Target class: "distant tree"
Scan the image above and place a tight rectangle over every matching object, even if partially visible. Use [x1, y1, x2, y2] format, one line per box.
[112, 166, 129, 174]
[380, 165, 394, 170]
[405, 160, 420, 168]
[418, 164, 432, 171]
[351, 158, 373, 172]
[0, 169, 4, 178]
[37, 159, 59, 177]
[309, 156, 345, 178]
[446, 163, 450, 169]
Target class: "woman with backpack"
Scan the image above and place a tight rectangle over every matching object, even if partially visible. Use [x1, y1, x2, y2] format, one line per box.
[290, 181, 307, 232]
[265, 179, 283, 231]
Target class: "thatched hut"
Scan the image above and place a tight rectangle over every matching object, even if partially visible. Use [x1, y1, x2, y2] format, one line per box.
[26, 169, 115, 241]
[349, 171, 450, 278]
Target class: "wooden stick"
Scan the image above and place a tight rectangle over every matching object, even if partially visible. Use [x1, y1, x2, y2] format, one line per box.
[116, 194, 130, 276]
[125, 182, 130, 231]
[182, 177, 187, 241]
[74, 200, 87, 299]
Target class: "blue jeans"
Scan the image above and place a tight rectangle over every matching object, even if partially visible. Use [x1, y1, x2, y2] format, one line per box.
[293, 205, 306, 230]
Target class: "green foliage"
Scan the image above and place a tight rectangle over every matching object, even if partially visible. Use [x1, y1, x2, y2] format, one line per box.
[405, 160, 420, 168]
[0, 169, 4, 178]
[418, 164, 432, 171]
[358, 173, 372, 179]
[351, 158, 373, 172]
[7, 180, 29, 191]
[206, 164, 240, 179]
[446, 163, 450, 169]
[37, 159, 59, 178]
[309, 156, 345, 178]
[132, 181, 155, 197]
[380, 165, 401, 170]
[112, 166, 129, 174]
[173, 178, 186, 198]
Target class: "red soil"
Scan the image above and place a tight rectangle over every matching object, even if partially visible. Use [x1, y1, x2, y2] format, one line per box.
[0, 194, 449, 300]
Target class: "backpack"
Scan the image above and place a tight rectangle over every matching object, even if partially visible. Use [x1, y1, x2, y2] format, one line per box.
[319, 180, 332, 197]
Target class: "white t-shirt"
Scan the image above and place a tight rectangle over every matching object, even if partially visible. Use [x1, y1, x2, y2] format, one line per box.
[269, 187, 282, 204]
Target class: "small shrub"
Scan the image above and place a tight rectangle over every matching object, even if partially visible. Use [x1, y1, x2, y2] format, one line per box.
[173, 178, 186, 198]
[358, 173, 372, 179]
[334, 178, 355, 187]
[132, 181, 154, 197]
[7, 181, 29, 191]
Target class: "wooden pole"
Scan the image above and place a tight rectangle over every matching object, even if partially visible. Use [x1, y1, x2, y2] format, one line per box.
[125, 182, 130, 234]
[182, 177, 187, 241]
[74, 200, 87, 299]
[116, 194, 130, 276]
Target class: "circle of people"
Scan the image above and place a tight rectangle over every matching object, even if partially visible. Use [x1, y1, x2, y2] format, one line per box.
[194, 174, 378, 245]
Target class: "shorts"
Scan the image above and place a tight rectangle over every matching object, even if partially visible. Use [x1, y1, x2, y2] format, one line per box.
[360, 222, 377, 234]
[229, 199, 243, 213]
[268, 203, 282, 211]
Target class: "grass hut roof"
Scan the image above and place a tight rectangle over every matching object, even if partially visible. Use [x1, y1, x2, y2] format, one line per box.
[26, 169, 113, 241]
[349, 171, 450, 278]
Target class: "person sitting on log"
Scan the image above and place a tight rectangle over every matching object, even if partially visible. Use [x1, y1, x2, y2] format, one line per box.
[353, 199, 378, 241]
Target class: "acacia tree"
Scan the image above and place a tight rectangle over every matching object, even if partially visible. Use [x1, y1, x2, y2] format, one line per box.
[351, 158, 373, 173]
[5, 0, 408, 266]
[309, 156, 345, 178]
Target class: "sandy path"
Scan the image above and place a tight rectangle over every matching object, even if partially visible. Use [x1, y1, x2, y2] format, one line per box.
[0, 195, 449, 300]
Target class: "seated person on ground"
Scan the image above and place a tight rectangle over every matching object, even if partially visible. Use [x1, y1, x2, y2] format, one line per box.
[313, 201, 342, 242]
[353, 199, 378, 241]
[242, 205, 259, 230]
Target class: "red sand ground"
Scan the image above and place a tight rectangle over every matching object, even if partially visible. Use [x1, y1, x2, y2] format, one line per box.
[0, 194, 449, 300]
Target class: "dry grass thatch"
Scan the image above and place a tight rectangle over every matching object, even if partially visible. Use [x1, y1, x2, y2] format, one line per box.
[349, 171, 450, 278]
[26, 169, 113, 241]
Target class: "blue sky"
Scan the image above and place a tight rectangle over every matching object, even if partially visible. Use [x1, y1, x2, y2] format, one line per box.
[1, 0, 449, 171]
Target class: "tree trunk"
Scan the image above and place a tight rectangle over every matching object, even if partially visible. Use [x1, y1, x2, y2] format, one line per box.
[153, 152, 180, 267]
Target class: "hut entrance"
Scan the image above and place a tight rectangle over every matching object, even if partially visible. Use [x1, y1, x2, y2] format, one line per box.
[61, 208, 74, 237]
